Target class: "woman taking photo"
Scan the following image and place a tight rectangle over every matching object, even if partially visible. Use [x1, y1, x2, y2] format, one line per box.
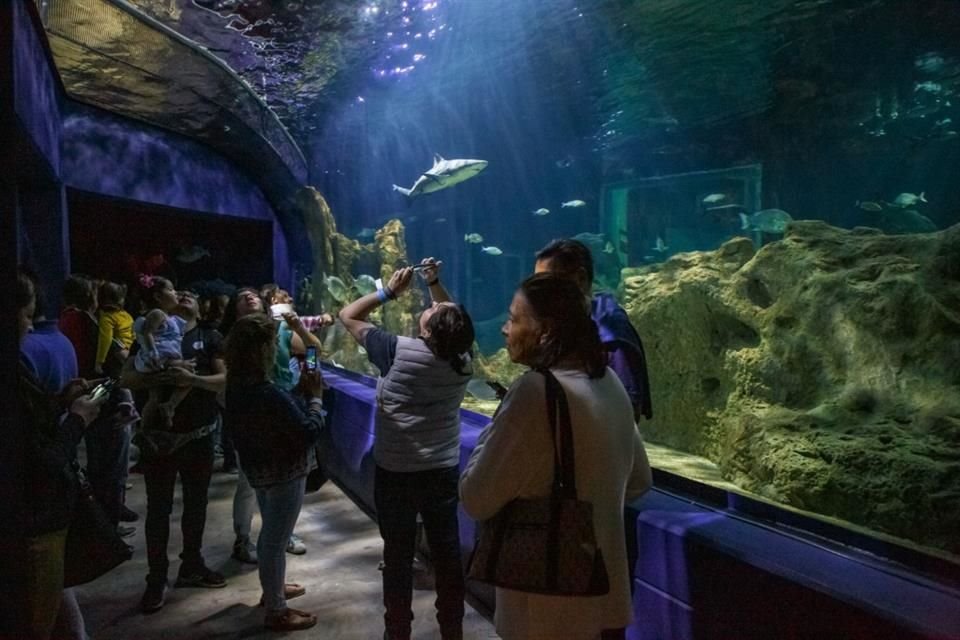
[460, 273, 653, 640]
[339, 259, 475, 640]
[223, 314, 325, 631]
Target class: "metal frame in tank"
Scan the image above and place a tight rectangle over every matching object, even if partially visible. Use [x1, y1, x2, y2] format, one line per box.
[599, 164, 763, 263]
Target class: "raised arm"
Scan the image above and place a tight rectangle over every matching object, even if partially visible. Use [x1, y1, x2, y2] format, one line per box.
[417, 257, 451, 303]
[338, 267, 414, 344]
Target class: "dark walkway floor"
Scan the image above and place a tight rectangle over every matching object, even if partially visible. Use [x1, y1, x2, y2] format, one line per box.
[75, 466, 498, 639]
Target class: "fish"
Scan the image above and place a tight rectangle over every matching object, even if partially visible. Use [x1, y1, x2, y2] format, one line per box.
[892, 192, 927, 207]
[532, 208, 550, 216]
[602, 242, 615, 254]
[740, 209, 793, 234]
[435, 217, 448, 223]
[464, 233, 484, 244]
[856, 201, 884, 212]
[466, 378, 499, 400]
[353, 274, 378, 296]
[175, 245, 210, 263]
[572, 232, 605, 246]
[481, 246, 503, 256]
[561, 200, 587, 208]
[555, 155, 575, 169]
[702, 193, 726, 204]
[356, 227, 377, 240]
[324, 275, 349, 302]
[392, 154, 488, 198]
[652, 236, 669, 253]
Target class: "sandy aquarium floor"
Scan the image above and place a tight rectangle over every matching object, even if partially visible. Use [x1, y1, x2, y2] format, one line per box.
[75, 458, 499, 640]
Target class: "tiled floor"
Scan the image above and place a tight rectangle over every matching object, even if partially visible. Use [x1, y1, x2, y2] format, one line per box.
[75, 467, 499, 639]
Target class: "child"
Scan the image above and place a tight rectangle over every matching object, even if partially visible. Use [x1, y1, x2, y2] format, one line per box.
[96, 280, 135, 377]
[135, 275, 191, 425]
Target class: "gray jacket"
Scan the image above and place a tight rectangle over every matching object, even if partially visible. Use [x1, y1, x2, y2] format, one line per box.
[375, 336, 471, 472]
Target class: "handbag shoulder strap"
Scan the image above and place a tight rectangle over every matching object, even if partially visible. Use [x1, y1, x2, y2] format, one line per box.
[539, 369, 578, 499]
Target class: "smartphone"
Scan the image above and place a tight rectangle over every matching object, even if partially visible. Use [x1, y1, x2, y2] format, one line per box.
[89, 379, 116, 401]
[305, 346, 318, 372]
[411, 260, 443, 272]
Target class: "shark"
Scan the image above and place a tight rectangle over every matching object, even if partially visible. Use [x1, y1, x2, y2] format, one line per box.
[393, 154, 488, 198]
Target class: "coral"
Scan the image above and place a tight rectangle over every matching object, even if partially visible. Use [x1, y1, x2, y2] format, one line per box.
[620, 220, 960, 554]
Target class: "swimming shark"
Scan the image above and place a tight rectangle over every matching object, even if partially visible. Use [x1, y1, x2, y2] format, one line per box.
[393, 154, 488, 198]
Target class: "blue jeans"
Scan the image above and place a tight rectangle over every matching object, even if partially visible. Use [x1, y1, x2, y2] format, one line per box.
[84, 422, 131, 526]
[255, 476, 306, 614]
[374, 465, 464, 640]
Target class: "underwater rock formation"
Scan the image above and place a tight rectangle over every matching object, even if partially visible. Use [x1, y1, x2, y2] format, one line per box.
[374, 220, 422, 339]
[620, 221, 960, 554]
[295, 186, 421, 364]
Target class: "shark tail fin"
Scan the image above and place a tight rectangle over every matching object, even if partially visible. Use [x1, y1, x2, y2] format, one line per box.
[739, 213, 750, 230]
[920, 191, 927, 203]
[392, 184, 413, 197]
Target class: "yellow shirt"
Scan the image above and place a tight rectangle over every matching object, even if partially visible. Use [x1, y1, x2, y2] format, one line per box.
[96, 308, 135, 366]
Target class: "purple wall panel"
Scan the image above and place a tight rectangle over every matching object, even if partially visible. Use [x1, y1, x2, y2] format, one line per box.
[62, 104, 293, 286]
[62, 105, 272, 219]
[12, 0, 61, 175]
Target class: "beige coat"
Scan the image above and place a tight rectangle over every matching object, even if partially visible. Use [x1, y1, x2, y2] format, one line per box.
[461, 368, 653, 640]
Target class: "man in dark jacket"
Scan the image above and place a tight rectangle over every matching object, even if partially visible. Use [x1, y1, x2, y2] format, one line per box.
[535, 239, 653, 422]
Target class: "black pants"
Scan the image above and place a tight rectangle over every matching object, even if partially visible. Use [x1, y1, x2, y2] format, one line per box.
[375, 465, 464, 640]
[142, 434, 214, 584]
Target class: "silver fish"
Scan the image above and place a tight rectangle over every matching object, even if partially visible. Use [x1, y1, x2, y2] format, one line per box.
[466, 378, 499, 400]
[702, 193, 726, 204]
[856, 201, 884, 212]
[353, 274, 378, 296]
[481, 246, 503, 256]
[324, 275, 349, 302]
[561, 200, 587, 208]
[892, 192, 927, 207]
[175, 245, 210, 263]
[740, 209, 793, 234]
[572, 232, 605, 246]
[464, 233, 484, 244]
[533, 208, 550, 216]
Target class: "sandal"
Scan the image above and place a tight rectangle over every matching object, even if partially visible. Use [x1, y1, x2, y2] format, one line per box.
[258, 583, 307, 606]
[264, 607, 317, 631]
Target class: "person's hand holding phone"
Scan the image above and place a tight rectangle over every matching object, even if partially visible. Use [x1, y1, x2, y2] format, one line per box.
[71, 386, 110, 426]
[300, 368, 326, 399]
[416, 257, 443, 285]
[60, 377, 96, 407]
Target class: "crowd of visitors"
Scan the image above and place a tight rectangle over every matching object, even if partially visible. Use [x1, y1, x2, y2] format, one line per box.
[14, 237, 653, 640]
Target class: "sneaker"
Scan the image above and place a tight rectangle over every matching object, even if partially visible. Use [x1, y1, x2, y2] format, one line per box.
[120, 506, 139, 522]
[286, 534, 307, 555]
[175, 565, 227, 589]
[232, 536, 258, 564]
[117, 525, 136, 538]
[264, 607, 317, 632]
[140, 581, 166, 614]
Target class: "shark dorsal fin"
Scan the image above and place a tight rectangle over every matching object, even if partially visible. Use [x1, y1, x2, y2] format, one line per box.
[433, 153, 445, 165]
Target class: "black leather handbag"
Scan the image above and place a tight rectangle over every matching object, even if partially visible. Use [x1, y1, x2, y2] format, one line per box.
[63, 463, 133, 588]
[466, 369, 610, 596]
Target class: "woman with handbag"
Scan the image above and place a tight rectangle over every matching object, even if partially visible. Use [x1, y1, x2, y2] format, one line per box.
[16, 269, 107, 639]
[460, 273, 653, 640]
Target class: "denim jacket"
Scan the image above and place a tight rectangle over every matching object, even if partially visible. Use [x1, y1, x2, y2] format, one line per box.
[224, 380, 324, 488]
